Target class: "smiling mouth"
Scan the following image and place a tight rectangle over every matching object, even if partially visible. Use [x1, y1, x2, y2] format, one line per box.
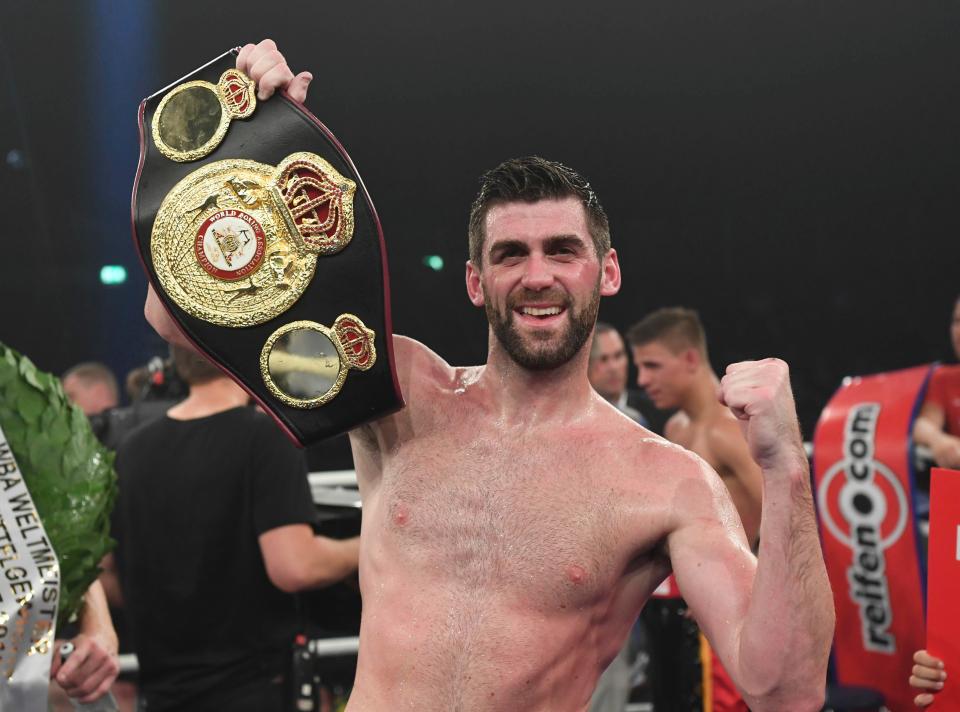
[518, 306, 564, 317]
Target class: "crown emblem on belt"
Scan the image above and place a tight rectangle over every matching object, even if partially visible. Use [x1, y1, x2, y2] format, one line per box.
[270, 153, 357, 256]
[217, 69, 256, 118]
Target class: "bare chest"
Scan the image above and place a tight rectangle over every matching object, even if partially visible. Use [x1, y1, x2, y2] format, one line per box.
[373, 418, 640, 607]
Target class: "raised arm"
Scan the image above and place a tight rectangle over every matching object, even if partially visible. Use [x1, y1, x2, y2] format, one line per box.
[349, 335, 449, 480]
[669, 359, 834, 712]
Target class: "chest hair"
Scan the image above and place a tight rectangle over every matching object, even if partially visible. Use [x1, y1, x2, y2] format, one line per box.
[379, 423, 628, 608]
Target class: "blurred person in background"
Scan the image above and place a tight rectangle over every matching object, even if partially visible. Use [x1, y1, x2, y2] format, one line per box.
[588, 322, 645, 426]
[588, 321, 673, 435]
[62, 362, 119, 416]
[913, 295, 960, 469]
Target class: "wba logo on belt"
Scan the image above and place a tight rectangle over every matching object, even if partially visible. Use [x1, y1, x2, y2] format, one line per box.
[813, 365, 931, 712]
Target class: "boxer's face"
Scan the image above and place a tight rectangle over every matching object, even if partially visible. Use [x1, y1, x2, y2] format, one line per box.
[465, 197, 620, 370]
[631, 341, 694, 409]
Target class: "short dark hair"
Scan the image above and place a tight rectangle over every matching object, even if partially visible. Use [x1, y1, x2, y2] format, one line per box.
[62, 362, 119, 399]
[467, 156, 610, 268]
[626, 307, 708, 358]
[171, 345, 223, 386]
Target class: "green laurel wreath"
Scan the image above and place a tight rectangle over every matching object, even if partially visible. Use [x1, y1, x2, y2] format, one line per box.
[0, 343, 116, 627]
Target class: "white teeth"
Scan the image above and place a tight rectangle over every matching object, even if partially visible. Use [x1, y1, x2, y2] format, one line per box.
[521, 306, 561, 316]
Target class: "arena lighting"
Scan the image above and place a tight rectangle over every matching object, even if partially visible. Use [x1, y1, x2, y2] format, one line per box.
[422, 254, 444, 271]
[99, 265, 127, 285]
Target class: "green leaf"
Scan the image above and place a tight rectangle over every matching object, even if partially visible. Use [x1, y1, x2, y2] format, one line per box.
[48, 420, 71, 448]
[0, 364, 13, 389]
[18, 356, 43, 390]
[17, 387, 45, 424]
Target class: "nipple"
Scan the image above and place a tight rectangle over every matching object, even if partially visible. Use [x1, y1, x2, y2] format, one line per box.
[566, 564, 587, 584]
[392, 503, 410, 527]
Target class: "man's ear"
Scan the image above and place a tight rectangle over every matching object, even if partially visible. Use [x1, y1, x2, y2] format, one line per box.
[683, 347, 701, 371]
[465, 260, 485, 306]
[600, 249, 621, 297]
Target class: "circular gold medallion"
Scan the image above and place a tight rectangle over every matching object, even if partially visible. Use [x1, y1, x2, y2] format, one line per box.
[154, 82, 226, 159]
[151, 158, 317, 327]
[151, 70, 257, 162]
[260, 321, 348, 408]
[259, 315, 377, 409]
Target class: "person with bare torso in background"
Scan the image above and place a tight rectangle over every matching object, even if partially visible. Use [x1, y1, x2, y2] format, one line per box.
[145, 40, 834, 711]
[628, 308, 762, 546]
[628, 308, 763, 711]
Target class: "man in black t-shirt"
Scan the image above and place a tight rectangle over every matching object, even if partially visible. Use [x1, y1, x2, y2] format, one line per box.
[114, 346, 360, 712]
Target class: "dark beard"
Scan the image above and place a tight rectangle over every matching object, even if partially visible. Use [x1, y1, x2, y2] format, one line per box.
[485, 282, 601, 371]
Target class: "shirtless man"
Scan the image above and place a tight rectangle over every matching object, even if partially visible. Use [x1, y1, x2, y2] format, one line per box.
[144, 40, 834, 711]
[627, 307, 762, 545]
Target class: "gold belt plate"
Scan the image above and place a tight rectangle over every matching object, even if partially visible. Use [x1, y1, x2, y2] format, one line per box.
[151, 158, 321, 327]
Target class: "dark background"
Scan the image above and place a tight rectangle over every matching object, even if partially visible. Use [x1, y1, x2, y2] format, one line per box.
[2, 0, 957, 434]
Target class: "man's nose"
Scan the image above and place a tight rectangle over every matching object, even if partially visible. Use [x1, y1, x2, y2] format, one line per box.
[520, 254, 554, 290]
[637, 369, 651, 387]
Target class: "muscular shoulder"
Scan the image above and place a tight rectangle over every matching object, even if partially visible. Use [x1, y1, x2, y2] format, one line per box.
[637, 437, 739, 527]
[609, 424, 709, 490]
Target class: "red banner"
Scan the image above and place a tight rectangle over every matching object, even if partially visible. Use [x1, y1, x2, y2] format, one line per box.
[813, 365, 931, 712]
[927, 468, 960, 708]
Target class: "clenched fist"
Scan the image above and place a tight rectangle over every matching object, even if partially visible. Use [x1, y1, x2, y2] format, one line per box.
[719, 358, 805, 473]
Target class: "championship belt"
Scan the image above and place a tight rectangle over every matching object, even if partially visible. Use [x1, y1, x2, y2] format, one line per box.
[133, 50, 403, 445]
